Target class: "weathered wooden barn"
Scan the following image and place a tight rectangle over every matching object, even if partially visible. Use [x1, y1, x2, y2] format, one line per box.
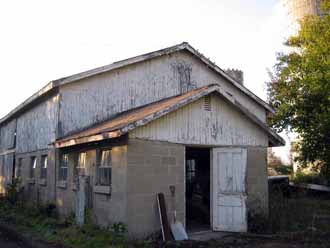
[0, 42, 284, 237]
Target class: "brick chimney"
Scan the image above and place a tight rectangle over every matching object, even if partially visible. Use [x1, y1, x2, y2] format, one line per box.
[225, 69, 244, 85]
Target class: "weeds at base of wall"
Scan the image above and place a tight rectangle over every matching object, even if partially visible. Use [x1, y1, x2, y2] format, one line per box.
[0, 193, 132, 248]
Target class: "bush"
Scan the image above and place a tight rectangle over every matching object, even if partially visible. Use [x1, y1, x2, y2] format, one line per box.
[293, 171, 327, 185]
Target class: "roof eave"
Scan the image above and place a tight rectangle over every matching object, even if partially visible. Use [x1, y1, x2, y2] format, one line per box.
[54, 85, 283, 149]
[0, 42, 275, 125]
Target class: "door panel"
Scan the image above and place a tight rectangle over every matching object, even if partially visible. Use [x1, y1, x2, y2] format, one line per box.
[212, 148, 247, 232]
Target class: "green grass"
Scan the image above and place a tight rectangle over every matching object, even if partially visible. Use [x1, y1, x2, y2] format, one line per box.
[1, 192, 330, 248]
[0, 199, 136, 248]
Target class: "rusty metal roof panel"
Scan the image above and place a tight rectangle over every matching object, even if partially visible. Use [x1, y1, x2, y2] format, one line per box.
[55, 84, 284, 148]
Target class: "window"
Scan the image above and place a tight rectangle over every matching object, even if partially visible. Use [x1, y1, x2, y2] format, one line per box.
[59, 154, 68, 181]
[40, 155, 48, 179]
[16, 158, 23, 178]
[186, 159, 196, 183]
[96, 149, 112, 186]
[30, 157, 37, 178]
[75, 152, 86, 177]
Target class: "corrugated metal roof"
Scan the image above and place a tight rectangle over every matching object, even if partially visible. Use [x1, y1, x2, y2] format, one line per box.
[55, 85, 284, 148]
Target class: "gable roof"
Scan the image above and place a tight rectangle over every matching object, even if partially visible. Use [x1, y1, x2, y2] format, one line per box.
[0, 42, 274, 125]
[55, 84, 285, 149]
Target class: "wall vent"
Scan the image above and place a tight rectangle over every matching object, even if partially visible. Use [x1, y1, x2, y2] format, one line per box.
[204, 95, 211, 111]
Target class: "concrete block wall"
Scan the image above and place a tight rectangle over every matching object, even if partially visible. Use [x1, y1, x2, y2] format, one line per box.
[93, 145, 128, 227]
[246, 147, 269, 216]
[126, 139, 185, 238]
[16, 149, 53, 204]
[55, 144, 128, 226]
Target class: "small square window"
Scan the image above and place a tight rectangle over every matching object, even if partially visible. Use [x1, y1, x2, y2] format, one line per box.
[96, 149, 112, 186]
[30, 157, 37, 178]
[59, 154, 69, 181]
[40, 155, 48, 179]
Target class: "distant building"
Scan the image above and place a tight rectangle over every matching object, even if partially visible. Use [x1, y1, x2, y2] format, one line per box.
[284, 0, 322, 32]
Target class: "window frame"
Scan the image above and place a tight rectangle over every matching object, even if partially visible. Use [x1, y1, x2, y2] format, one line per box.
[30, 156, 37, 179]
[74, 152, 87, 178]
[96, 149, 112, 186]
[40, 155, 48, 179]
[59, 153, 69, 181]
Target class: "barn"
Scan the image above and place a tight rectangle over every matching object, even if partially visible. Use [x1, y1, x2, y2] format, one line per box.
[0, 42, 284, 238]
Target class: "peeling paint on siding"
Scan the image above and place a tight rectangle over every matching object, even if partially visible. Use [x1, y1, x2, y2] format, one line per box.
[59, 51, 267, 137]
[171, 61, 197, 93]
[16, 95, 59, 153]
[0, 119, 16, 150]
[130, 94, 268, 147]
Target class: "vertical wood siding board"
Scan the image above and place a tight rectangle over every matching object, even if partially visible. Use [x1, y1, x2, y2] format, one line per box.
[130, 96, 268, 147]
[16, 96, 58, 153]
[58, 51, 266, 137]
[0, 119, 17, 150]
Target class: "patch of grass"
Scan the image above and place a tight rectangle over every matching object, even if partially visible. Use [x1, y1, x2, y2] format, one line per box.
[0, 197, 133, 248]
[269, 190, 330, 233]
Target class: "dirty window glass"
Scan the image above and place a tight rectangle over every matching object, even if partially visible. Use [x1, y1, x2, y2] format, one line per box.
[59, 154, 68, 181]
[30, 157, 37, 178]
[75, 152, 87, 177]
[97, 149, 112, 186]
[40, 155, 48, 179]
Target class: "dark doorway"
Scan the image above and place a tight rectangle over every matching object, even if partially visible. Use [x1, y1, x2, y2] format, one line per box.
[185, 147, 211, 232]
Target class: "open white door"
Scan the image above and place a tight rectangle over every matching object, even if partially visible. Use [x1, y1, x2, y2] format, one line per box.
[212, 148, 247, 232]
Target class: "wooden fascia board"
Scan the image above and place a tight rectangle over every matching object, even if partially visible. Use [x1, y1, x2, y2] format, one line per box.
[55, 130, 122, 148]
[54, 84, 283, 149]
[54, 85, 218, 148]
[0, 82, 56, 124]
[213, 88, 285, 147]
[0, 149, 15, 156]
[0, 42, 274, 126]
[184, 45, 275, 114]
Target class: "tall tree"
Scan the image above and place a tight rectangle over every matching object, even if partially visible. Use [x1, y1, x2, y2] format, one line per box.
[267, 1, 330, 183]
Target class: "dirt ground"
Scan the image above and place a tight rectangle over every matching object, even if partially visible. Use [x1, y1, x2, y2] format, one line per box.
[0, 229, 26, 248]
[157, 234, 330, 248]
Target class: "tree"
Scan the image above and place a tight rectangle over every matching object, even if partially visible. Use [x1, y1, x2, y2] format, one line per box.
[267, 1, 330, 184]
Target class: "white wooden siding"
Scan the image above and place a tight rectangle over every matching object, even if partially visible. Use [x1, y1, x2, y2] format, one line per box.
[59, 51, 266, 137]
[16, 95, 59, 153]
[130, 94, 268, 147]
[0, 119, 16, 150]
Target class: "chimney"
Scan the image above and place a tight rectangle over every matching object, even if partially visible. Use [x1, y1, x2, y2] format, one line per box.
[225, 69, 244, 85]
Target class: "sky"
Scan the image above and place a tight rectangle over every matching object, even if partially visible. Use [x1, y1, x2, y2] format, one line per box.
[0, 0, 292, 160]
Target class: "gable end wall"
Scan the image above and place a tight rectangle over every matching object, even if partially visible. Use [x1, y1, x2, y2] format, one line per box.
[58, 51, 267, 137]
